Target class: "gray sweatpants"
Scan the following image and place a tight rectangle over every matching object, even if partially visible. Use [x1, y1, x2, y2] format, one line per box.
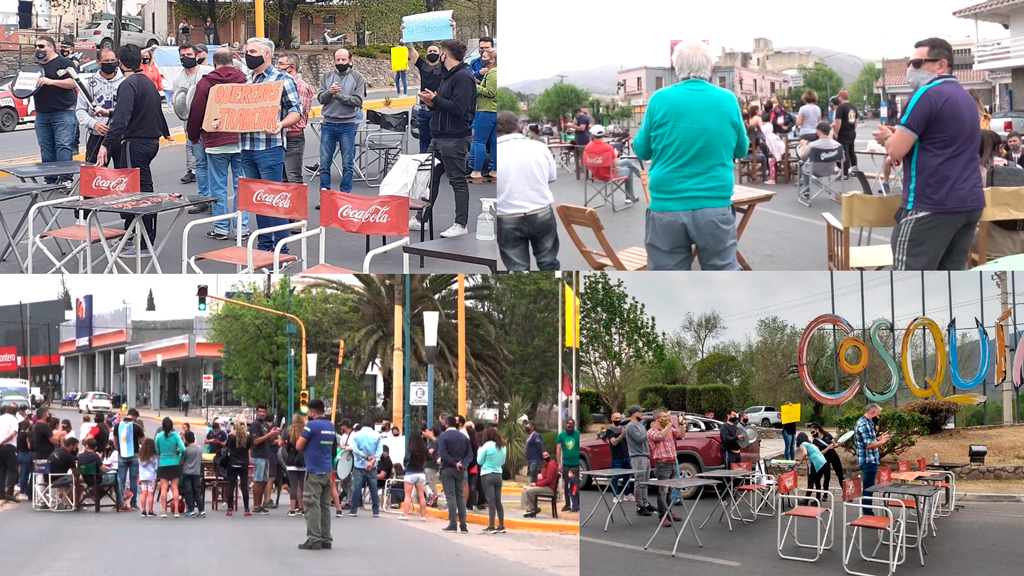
[303, 472, 332, 546]
[891, 207, 984, 270]
[631, 455, 651, 509]
[440, 467, 467, 528]
[645, 207, 741, 271]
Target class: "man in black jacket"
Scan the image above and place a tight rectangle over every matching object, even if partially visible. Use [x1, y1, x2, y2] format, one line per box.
[437, 414, 473, 533]
[96, 44, 171, 257]
[416, 39, 478, 239]
[719, 409, 745, 468]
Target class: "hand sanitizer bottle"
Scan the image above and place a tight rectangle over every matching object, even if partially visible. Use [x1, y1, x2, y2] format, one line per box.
[476, 198, 496, 241]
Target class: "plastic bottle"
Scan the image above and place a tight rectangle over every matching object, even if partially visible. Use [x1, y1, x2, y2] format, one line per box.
[934, 452, 939, 466]
[476, 198, 496, 241]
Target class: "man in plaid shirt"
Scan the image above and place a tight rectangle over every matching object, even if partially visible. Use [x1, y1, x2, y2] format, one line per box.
[854, 403, 890, 515]
[240, 38, 302, 262]
[275, 53, 314, 186]
[646, 409, 683, 527]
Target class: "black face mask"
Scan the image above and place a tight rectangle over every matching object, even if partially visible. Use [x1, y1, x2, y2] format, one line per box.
[426, 53, 440, 63]
[611, 420, 621, 426]
[197, 55, 206, 65]
[142, 58, 151, 65]
[60, 50, 70, 57]
[336, 63, 351, 74]
[245, 53, 264, 70]
[100, 62, 119, 75]
[480, 59, 491, 68]
[35, 50, 47, 60]
[741, 419, 749, 425]
[181, 56, 197, 69]
[872, 416, 880, 425]
[729, 417, 739, 424]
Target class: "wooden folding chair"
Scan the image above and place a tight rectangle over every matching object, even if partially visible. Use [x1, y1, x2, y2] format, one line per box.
[738, 140, 762, 185]
[555, 204, 646, 270]
[970, 187, 1024, 267]
[822, 193, 901, 270]
[779, 137, 801, 184]
[841, 477, 906, 576]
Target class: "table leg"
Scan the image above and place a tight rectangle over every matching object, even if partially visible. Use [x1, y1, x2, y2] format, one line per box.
[734, 204, 758, 271]
[644, 488, 680, 550]
[608, 477, 634, 529]
[914, 495, 926, 566]
[0, 211, 27, 272]
[671, 485, 705, 555]
[143, 208, 188, 274]
[700, 483, 734, 531]
[580, 480, 612, 529]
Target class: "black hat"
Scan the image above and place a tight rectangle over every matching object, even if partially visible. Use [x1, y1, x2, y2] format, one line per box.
[194, 43, 208, 54]
[61, 39, 73, 47]
[626, 405, 644, 417]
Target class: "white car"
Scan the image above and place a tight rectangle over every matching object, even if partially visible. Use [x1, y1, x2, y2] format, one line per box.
[77, 20, 162, 50]
[78, 391, 113, 414]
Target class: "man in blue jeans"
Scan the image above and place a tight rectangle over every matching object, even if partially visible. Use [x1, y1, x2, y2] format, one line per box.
[113, 409, 144, 509]
[238, 38, 302, 265]
[32, 36, 79, 185]
[408, 44, 444, 154]
[349, 417, 382, 517]
[317, 48, 365, 195]
[855, 403, 890, 515]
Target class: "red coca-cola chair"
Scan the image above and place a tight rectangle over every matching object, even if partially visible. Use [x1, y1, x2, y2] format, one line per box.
[274, 189, 410, 273]
[28, 165, 141, 273]
[182, 178, 308, 273]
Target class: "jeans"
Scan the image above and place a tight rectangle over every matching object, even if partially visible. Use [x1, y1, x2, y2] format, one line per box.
[18, 451, 33, 495]
[482, 473, 504, 527]
[182, 401, 190, 417]
[350, 467, 379, 515]
[527, 460, 542, 484]
[205, 32, 215, 44]
[182, 473, 204, 512]
[610, 457, 633, 495]
[117, 139, 160, 247]
[207, 151, 250, 235]
[645, 207, 741, 271]
[631, 455, 651, 509]
[861, 462, 878, 515]
[241, 146, 289, 255]
[304, 472, 333, 545]
[395, 71, 407, 95]
[424, 136, 472, 227]
[782, 429, 796, 460]
[0, 444, 16, 497]
[440, 466, 467, 527]
[417, 108, 434, 153]
[318, 121, 358, 192]
[187, 139, 209, 199]
[497, 206, 561, 270]
[617, 159, 641, 199]
[284, 134, 306, 184]
[471, 111, 497, 173]
[117, 454, 139, 507]
[34, 109, 77, 183]
[653, 461, 676, 515]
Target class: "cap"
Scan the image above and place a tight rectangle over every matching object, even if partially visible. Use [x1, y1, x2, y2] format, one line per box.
[830, 96, 841, 106]
[194, 43, 208, 54]
[626, 405, 644, 417]
[815, 122, 832, 134]
[590, 124, 606, 137]
[838, 90, 849, 99]
[61, 39, 74, 47]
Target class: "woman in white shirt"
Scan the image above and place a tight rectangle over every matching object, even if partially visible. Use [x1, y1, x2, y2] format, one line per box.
[80, 415, 95, 441]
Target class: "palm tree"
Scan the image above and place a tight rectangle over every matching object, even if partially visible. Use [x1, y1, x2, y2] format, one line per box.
[308, 275, 508, 410]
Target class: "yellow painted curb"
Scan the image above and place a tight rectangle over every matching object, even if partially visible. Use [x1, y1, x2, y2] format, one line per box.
[434, 484, 523, 496]
[423, 505, 579, 534]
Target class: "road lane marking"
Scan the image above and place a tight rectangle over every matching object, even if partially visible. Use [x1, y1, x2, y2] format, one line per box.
[580, 536, 742, 566]
[757, 207, 891, 242]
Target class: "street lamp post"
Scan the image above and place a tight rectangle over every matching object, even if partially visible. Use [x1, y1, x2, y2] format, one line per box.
[423, 311, 439, 427]
[156, 354, 162, 418]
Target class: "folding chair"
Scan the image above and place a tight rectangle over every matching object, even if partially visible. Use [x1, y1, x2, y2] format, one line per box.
[27, 166, 141, 273]
[873, 466, 921, 547]
[777, 470, 834, 562]
[33, 460, 77, 512]
[183, 178, 308, 273]
[582, 149, 631, 212]
[78, 463, 120, 512]
[841, 477, 906, 576]
[822, 193, 901, 270]
[555, 204, 646, 270]
[274, 190, 410, 273]
[382, 477, 404, 514]
[917, 457, 955, 517]
[896, 461, 911, 473]
[732, 461, 775, 521]
[970, 186, 1024, 266]
[32, 460, 53, 511]
[779, 137, 801, 184]
[355, 109, 410, 187]
[799, 145, 845, 207]
[738, 140, 763, 185]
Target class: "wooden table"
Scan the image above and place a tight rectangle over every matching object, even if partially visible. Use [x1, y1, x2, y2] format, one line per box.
[731, 186, 778, 270]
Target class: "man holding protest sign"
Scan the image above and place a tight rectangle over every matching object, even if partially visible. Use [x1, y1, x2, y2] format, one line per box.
[407, 43, 444, 154]
[316, 48, 365, 195]
[239, 38, 303, 266]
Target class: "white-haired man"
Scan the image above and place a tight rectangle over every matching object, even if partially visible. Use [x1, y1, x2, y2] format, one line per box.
[239, 38, 303, 268]
[634, 40, 749, 271]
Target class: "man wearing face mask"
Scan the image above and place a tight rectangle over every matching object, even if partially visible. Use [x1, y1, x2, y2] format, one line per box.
[854, 403, 890, 515]
[646, 409, 683, 526]
[76, 47, 124, 165]
[407, 42, 445, 154]
[598, 413, 632, 499]
[556, 418, 579, 512]
[174, 43, 213, 191]
[873, 37, 986, 271]
[32, 37, 78, 186]
[194, 44, 209, 67]
[316, 48, 365, 195]
[623, 405, 655, 516]
[719, 409, 745, 468]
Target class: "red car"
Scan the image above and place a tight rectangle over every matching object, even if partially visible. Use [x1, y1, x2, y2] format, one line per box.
[579, 412, 761, 498]
[0, 87, 34, 133]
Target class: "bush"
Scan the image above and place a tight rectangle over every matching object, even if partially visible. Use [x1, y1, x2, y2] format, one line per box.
[541, 430, 559, 454]
[700, 384, 733, 417]
[580, 388, 601, 417]
[352, 48, 378, 59]
[578, 410, 593, 433]
[835, 409, 928, 460]
[664, 385, 688, 412]
[901, 400, 960, 434]
[637, 384, 670, 409]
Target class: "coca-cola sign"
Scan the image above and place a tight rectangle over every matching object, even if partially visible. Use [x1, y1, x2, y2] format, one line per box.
[321, 190, 408, 236]
[238, 178, 307, 220]
[80, 166, 140, 198]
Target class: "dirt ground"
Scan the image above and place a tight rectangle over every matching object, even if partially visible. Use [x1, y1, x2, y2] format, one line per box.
[831, 425, 1024, 467]
[954, 479, 1024, 494]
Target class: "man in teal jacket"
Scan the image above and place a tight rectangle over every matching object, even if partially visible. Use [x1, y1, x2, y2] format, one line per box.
[634, 40, 748, 270]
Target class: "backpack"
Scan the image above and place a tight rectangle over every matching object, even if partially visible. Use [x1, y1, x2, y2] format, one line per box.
[281, 439, 305, 468]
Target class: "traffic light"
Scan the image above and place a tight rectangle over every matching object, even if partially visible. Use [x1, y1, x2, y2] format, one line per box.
[197, 285, 208, 311]
[299, 390, 309, 414]
[329, 340, 343, 367]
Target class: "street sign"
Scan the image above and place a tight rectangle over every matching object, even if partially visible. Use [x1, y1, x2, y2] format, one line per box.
[410, 381, 428, 406]
[788, 75, 804, 88]
[202, 374, 213, 391]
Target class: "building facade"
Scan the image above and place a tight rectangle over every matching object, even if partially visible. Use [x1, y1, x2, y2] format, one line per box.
[717, 38, 822, 76]
[875, 56, 996, 114]
[954, 0, 1023, 110]
[0, 299, 65, 397]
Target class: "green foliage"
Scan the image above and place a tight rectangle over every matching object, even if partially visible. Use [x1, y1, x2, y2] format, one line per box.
[848, 63, 882, 108]
[535, 83, 590, 123]
[797, 64, 845, 113]
[961, 399, 1019, 426]
[694, 352, 742, 385]
[497, 395, 529, 475]
[637, 384, 671, 409]
[690, 385, 733, 417]
[497, 88, 522, 114]
[664, 386, 688, 411]
[352, 48, 379, 59]
[578, 410, 593, 433]
[579, 389, 601, 416]
[835, 410, 928, 460]
[541, 430, 559, 454]
[901, 400, 961, 434]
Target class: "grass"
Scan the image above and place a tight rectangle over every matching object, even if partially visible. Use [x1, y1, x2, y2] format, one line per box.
[954, 479, 1024, 494]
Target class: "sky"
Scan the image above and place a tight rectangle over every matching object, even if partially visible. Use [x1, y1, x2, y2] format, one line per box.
[502, 0, 1007, 84]
[597, 271, 1024, 344]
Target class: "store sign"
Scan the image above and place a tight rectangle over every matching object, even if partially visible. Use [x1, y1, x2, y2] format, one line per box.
[0, 346, 17, 372]
[75, 295, 93, 350]
[124, 348, 143, 367]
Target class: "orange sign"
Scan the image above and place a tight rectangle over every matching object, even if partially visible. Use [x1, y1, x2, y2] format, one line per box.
[202, 81, 284, 133]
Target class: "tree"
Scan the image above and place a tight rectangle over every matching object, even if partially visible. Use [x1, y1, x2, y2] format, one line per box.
[748, 316, 804, 406]
[146, 289, 155, 312]
[58, 276, 72, 311]
[579, 272, 665, 413]
[694, 352, 742, 385]
[848, 63, 882, 109]
[680, 310, 726, 361]
[497, 88, 521, 114]
[798, 64, 845, 113]
[536, 83, 590, 123]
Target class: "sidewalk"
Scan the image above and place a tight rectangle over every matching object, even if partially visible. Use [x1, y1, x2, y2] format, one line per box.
[426, 490, 579, 534]
[133, 407, 210, 428]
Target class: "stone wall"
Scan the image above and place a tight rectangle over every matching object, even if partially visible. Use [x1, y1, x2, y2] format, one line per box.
[957, 465, 1024, 481]
[0, 49, 32, 76]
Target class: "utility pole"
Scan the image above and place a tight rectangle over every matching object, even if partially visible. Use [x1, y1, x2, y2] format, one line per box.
[998, 272, 1013, 424]
[556, 75, 567, 84]
[286, 277, 295, 419]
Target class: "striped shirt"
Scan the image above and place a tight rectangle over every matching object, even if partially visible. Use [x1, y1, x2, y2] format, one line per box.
[239, 65, 301, 151]
[854, 415, 879, 467]
[288, 76, 315, 134]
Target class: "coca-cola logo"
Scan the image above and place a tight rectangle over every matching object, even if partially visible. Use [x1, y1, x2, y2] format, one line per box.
[253, 190, 292, 208]
[92, 176, 130, 191]
[336, 204, 392, 224]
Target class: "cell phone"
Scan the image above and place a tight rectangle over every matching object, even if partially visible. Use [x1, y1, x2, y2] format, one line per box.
[671, 414, 679, 430]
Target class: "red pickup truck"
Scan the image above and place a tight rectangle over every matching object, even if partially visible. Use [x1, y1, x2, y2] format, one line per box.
[579, 412, 761, 498]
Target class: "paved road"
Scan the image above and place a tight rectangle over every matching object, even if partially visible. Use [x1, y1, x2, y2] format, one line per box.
[552, 121, 892, 271]
[579, 488, 1022, 575]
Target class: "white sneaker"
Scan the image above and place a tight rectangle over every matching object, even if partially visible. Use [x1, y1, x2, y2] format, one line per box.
[440, 224, 468, 238]
[409, 217, 422, 231]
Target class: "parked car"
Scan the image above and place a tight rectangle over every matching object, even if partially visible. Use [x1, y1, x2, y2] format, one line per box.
[0, 85, 34, 133]
[579, 412, 761, 498]
[77, 20, 161, 50]
[991, 110, 1024, 140]
[78, 391, 113, 414]
[744, 406, 782, 428]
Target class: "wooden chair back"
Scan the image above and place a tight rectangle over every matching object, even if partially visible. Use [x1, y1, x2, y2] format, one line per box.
[972, 187, 1024, 265]
[555, 204, 630, 270]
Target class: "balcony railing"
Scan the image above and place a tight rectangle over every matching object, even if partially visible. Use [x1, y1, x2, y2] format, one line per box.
[975, 37, 1024, 70]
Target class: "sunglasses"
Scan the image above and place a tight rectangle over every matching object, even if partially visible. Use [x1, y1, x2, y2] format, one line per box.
[909, 58, 941, 69]
[35, 44, 46, 49]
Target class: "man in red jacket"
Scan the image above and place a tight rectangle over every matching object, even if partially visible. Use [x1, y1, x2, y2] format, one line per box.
[186, 47, 251, 241]
[521, 450, 559, 518]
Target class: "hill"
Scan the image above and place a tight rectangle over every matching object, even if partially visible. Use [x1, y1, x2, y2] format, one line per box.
[505, 64, 626, 96]
[774, 45, 869, 85]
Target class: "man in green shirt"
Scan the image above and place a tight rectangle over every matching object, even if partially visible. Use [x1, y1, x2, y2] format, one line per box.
[556, 419, 579, 512]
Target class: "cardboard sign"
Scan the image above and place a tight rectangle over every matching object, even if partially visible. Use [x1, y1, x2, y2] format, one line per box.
[780, 403, 801, 425]
[401, 10, 455, 43]
[79, 166, 141, 198]
[238, 177, 308, 220]
[319, 190, 409, 236]
[391, 47, 408, 72]
[201, 81, 284, 133]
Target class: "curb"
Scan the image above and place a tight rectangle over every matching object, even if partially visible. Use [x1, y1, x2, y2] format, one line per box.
[957, 493, 1024, 502]
[434, 484, 523, 496]
[423, 505, 579, 534]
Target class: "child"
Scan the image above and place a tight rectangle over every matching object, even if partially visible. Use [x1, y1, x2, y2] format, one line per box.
[139, 438, 158, 517]
[794, 432, 829, 502]
[181, 431, 205, 517]
[567, 470, 580, 513]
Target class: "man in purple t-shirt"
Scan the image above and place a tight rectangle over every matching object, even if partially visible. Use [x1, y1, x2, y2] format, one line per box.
[873, 37, 985, 270]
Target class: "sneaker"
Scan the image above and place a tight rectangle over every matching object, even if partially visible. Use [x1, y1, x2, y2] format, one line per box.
[243, 510, 251, 517]
[409, 217, 422, 231]
[304, 163, 320, 175]
[372, 512, 380, 518]
[298, 540, 322, 551]
[459, 526, 469, 534]
[288, 510, 298, 517]
[347, 512, 357, 517]
[441, 524, 458, 533]
[206, 230, 230, 240]
[226, 510, 233, 516]
[495, 526, 506, 533]
[636, 508, 652, 516]
[623, 197, 633, 205]
[881, 182, 891, 194]
[321, 542, 332, 550]
[199, 511, 206, 518]
[181, 170, 196, 183]
[123, 491, 134, 502]
[399, 515, 410, 521]
[419, 516, 427, 522]
[439, 223, 467, 238]
[256, 507, 269, 515]
[483, 526, 496, 534]
[561, 504, 571, 512]
[141, 511, 147, 518]
[161, 512, 167, 518]
[120, 248, 151, 258]
[336, 510, 344, 518]
[238, 230, 251, 241]
[523, 511, 538, 518]
[174, 513, 180, 518]
[148, 511, 157, 517]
